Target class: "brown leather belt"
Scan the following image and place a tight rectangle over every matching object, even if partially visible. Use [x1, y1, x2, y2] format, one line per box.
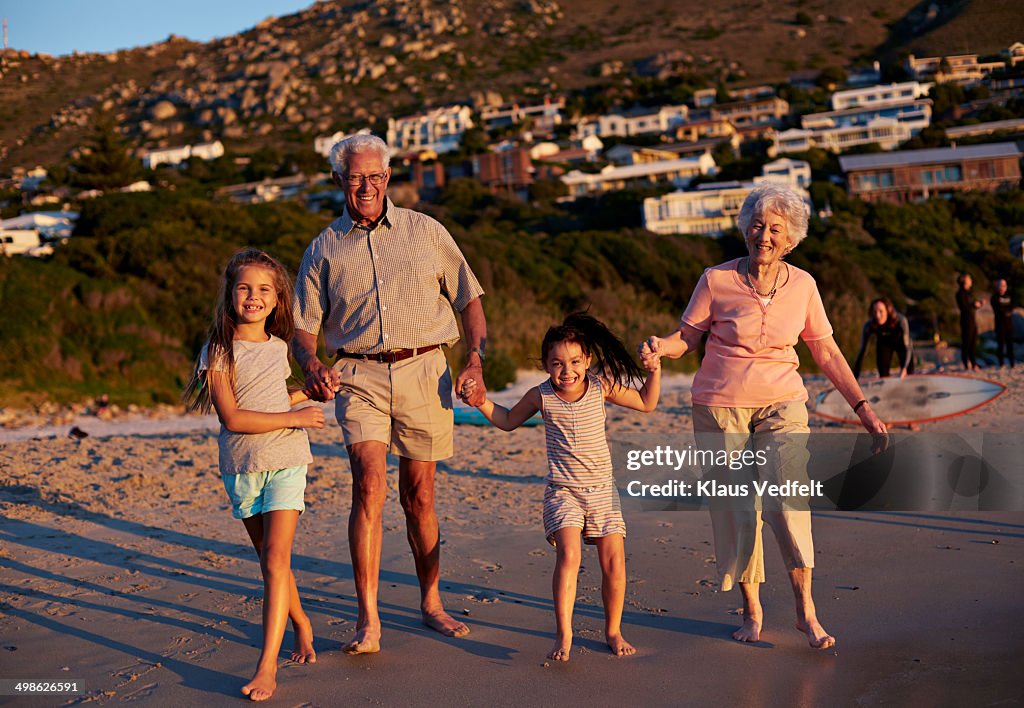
[336, 344, 441, 364]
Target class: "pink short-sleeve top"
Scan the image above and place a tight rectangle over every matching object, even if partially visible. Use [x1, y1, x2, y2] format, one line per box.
[682, 258, 833, 407]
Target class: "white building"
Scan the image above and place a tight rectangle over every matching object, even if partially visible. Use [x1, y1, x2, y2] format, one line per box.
[802, 100, 932, 132]
[773, 117, 915, 154]
[642, 159, 811, 237]
[829, 81, 932, 111]
[480, 97, 565, 134]
[0, 229, 42, 256]
[0, 211, 78, 241]
[576, 104, 690, 139]
[560, 153, 716, 200]
[386, 106, 474, 154]
[142, 140, 224, 169]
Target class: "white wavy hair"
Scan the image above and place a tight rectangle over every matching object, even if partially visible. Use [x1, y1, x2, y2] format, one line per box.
[736, 183, 810, 248]
[328, 134, 391, 174]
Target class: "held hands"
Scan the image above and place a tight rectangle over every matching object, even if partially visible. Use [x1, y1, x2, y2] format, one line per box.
[456, 364, 486, 407]
[459, 377, 483, 407]
[303, 360, 342, 402]
[638, 336, 663, 372]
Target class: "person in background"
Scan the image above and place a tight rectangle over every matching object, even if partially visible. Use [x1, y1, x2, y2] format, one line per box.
[956, 273, 982, 372]
[852, 297, 914, 379]
[991, 278, 1015, 368]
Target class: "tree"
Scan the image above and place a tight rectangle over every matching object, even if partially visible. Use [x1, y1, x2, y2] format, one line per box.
[70, 117, 143, 191]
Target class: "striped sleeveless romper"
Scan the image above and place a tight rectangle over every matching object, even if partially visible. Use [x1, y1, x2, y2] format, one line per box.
[540, 373, 626, 544]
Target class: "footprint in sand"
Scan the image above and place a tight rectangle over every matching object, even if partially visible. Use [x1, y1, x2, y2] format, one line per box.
[471, 559, 502, 572]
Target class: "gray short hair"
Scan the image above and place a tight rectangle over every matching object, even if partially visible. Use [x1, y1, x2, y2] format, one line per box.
[736, 183, 810, 248]
[328, 134, 391, 174]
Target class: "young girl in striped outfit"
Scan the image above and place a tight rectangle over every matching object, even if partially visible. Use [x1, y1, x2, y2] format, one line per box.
[462, 313, 661, 662]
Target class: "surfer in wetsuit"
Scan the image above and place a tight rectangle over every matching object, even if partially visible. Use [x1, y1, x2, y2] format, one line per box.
[991, 279, 1014, 368]
[852, 297, 914, 379]
[956, 273, 982, 372]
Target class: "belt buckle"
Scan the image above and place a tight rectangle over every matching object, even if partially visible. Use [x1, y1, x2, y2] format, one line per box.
[381, 350, 401, 364]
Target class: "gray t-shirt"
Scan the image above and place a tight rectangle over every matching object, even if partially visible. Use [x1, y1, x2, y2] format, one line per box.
[200, 335, 312, 475]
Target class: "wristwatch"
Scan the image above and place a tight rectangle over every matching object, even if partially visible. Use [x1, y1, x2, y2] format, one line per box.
[468, 346, 485, 361]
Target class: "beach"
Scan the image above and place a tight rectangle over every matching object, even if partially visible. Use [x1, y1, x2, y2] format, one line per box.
[1, 369, 1022, 706]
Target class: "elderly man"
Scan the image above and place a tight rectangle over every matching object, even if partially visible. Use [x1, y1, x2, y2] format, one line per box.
[293, 134, 487, 654]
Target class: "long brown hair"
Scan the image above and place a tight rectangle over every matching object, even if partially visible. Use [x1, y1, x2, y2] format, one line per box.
[183, 248, 295, 413]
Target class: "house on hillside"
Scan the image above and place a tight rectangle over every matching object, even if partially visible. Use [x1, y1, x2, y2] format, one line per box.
[480, 97, 565, 135]
[905, 53, 1006, 86]
[838, 143, 1022, 203]
[829, 82, 932, 111]
[576, 104, 690, 139]
[642, 159, 812, 237]
[710, 97, 789, 127]
[386, 106, 473, 154]
[0, 229, 42, 256]
[560, 153, 716, 200]
[142, 140, 224, 169]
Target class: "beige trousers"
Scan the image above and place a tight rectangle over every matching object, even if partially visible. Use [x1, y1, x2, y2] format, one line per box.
[692, 400, 814, 592]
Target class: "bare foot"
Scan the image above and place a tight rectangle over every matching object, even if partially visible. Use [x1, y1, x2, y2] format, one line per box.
[606, 632, 636, 657]
[732, 615, 762, 642]
[291, 616, 317, 664]
[241, 668, 276, 702]
[422, 610, 470, 638]
[547, 634, 572, 662]
[796, 618, 835, 649]
[343, 625, 381, 655]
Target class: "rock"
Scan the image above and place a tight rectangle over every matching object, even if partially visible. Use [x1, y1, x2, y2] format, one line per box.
[150, 100, 177, 120]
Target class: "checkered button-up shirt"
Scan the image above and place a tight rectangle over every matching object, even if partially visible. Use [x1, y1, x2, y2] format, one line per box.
[293, 199, 484, 356]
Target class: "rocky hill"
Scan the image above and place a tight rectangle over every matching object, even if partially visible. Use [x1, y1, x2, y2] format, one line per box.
[1, 0, 1021, 169]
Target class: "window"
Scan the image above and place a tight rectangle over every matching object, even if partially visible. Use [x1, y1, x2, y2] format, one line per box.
[921, 170, 934, 185]
[944, 165, 962, 182]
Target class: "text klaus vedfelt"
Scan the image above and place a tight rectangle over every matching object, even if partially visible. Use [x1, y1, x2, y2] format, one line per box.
[622, 445, 824, 499]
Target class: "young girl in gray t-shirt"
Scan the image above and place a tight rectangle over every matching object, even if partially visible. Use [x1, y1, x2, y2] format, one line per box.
[184, 248, 323, 701]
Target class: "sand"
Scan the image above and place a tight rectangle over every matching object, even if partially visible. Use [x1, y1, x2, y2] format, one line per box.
[1, 369, 1022, 706]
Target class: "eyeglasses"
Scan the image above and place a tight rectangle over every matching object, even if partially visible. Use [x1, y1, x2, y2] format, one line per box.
[343, 172, 387, 186]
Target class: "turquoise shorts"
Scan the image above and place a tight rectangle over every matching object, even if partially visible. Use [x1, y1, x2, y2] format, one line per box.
[221, 465, 307, 519]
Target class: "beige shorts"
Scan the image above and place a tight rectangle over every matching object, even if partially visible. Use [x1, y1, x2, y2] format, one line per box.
[333, 347, 454, 461]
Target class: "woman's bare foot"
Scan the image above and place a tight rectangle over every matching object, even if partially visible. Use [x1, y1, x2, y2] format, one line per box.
[241, 668, 276, 702]
[732, 614, 762, 642]
[606, 632, 636, 656]
[547, 633, 572, 662]
[343, 625, 381, 654]
[796, 618, 835, 649]
[422, 609, 470, 638]
[291, 616, 316, 663]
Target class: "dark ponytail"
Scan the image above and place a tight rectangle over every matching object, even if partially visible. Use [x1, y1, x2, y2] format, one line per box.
[541, 312, 644, 389]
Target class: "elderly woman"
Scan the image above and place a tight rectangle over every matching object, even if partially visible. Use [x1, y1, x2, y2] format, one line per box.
[642, 183, 887, 650]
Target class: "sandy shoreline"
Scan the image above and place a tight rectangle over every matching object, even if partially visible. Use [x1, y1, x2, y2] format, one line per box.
[1, 370, 1022, 705]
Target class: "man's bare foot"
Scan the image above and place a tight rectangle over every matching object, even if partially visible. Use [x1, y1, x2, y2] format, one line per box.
[796, 618, 835, 649]
[241, 668, 276, 702]
[343, 625, 381, 655]
[606, 632, 636, 657]
[291, 617, 317, 663]
[732, 615, 762, 642]
[422, 610, 470, 638]
[547, 634, 572, 662]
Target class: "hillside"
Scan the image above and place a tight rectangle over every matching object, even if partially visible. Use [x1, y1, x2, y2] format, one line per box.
[3, 0, 1020, 169]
